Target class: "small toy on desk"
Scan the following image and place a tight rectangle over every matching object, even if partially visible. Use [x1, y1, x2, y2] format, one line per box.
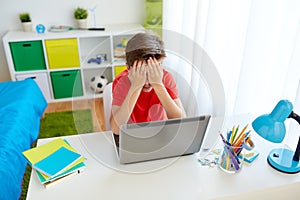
[89, 75, 108, 93]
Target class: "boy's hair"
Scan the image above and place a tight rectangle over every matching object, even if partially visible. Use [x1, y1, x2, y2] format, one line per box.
[125, 31, 166, 67]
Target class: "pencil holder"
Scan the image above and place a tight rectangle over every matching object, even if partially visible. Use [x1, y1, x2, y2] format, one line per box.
[219, 141, 244, 174]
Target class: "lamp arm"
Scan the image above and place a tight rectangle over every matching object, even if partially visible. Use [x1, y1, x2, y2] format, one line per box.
[288, 111, 300, 161]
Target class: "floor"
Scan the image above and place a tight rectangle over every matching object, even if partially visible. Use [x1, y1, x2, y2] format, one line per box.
[44, 98, 106, 132]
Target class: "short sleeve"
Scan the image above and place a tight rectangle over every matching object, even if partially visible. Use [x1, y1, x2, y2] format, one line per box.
[112, 70, 131, 106]
[162, 69, 179, 100]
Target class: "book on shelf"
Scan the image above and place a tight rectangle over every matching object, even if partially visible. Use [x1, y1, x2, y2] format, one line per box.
[114, 43, 126, 59]
[22, 138, 86, 187]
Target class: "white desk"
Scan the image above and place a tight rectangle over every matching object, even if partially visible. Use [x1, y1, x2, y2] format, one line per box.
[26, 114, 300, 199]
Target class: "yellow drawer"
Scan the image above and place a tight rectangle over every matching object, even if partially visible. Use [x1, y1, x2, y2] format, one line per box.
[45, 38, 80, 69]
[114, 65, 127, 77]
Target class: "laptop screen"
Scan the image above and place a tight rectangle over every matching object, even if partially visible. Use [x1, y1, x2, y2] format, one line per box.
[114, 115, 211, 164]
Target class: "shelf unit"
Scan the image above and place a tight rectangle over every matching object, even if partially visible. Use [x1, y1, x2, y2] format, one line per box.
[2, 24, 144, 102]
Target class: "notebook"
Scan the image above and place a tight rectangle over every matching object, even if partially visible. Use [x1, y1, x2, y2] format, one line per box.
[112, 115, 211, 164]
[33, 146, 82, 177]
[23, 138, 85, 178]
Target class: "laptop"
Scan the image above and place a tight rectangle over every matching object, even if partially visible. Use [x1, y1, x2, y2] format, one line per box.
[112, 115, 211, 164]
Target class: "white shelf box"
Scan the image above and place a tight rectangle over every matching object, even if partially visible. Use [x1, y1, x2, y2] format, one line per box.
[16, 72, 52, 100]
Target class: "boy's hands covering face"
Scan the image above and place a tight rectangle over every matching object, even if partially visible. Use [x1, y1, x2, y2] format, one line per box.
[128, 60, 147, 90]
[128, 57, 163, 91]
[146, 57, 163, 86]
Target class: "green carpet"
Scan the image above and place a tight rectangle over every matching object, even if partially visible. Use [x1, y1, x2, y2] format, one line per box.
[20, 109, 93, 200]
[39, 109, 94, 138]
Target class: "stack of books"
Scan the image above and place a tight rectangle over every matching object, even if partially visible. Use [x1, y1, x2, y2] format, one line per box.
[22, 138, 86, 188]
[114, 43, 126, 60]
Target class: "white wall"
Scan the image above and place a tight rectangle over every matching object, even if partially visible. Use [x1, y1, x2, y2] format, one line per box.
[0, 0, 145, 81]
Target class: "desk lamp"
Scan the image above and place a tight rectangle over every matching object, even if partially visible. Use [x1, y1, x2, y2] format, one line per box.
[252, 99, 300, 174]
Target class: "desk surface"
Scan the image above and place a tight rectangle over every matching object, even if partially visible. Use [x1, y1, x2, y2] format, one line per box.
[26, 114, 300, 200]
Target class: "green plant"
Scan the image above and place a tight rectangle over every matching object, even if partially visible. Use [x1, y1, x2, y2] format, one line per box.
[74, 7, 88, 20]
[19, 13, 31, 23]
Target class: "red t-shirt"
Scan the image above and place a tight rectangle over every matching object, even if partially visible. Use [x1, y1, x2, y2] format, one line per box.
[112, 69, 179, 124]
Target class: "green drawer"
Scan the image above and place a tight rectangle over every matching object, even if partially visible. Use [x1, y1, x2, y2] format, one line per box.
[9, 41, 46, 71]
[50, 70, 83, 99]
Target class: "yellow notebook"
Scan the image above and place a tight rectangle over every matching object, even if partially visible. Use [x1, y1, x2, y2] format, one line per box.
[22, 138, 86, 177]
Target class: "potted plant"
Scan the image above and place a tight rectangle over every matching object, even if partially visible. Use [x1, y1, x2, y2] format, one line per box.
[74, 7, 88, 29]
[19, 13, 32, 32]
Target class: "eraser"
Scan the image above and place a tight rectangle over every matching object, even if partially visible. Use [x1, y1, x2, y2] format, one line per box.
[239, 150, 259, 164]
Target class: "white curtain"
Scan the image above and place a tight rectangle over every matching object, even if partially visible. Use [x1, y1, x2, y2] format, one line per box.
[163, 0, 300, 118]
[162, 0, 300, 149]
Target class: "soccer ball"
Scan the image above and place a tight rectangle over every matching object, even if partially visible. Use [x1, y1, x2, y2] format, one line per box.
[89, 75, 108, 93]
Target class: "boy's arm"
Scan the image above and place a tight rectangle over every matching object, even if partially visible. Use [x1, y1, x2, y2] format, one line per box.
[153, 85, 187, 118]
[147, 57, 186, 118]
[110, 60, 146, 134]
[110, 86, 141, 134]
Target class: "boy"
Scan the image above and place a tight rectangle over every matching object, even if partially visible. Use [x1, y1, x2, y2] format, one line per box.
[110, 31, 186, 134]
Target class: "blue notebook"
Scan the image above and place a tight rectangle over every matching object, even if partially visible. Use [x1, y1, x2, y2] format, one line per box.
[34, 146, 82, 178]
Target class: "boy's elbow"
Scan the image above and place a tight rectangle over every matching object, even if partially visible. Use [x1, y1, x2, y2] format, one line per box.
[110, 117, 120, 135]
[111, 126, 119, 135]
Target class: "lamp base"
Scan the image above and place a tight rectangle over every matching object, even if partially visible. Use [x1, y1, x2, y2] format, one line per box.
[267, 148, 300, 174]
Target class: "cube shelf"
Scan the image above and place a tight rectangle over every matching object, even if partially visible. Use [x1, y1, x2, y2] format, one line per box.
[2, 24, 144, 102]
